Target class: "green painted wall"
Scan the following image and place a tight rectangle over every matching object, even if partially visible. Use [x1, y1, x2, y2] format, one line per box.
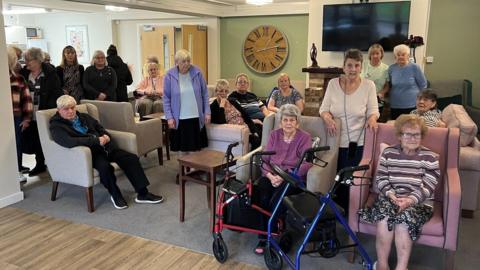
[220, 15, 308, 97]
[425, 0, 480, 106]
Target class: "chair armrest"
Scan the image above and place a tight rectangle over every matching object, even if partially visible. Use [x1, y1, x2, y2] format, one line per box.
[443, 167, 462, 251]
[235, 146, 263, 182]
[46, 144, 94, 187]
[108, 129, 138, 154]
[134, 118, 163, 155]
[348, 158, 374, 231]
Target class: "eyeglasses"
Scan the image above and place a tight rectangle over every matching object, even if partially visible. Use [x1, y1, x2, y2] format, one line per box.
[237, 80, 249, 84]
[401, 132, 422, 139]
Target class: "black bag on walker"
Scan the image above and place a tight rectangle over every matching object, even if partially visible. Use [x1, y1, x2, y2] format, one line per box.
[283, 192, 338, 242]
[223, 190, 266, 230]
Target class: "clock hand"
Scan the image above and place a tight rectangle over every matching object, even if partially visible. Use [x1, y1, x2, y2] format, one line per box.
[256, 45, 279, 52]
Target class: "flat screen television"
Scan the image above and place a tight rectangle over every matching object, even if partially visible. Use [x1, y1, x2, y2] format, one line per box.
[322, 1, 411, 52]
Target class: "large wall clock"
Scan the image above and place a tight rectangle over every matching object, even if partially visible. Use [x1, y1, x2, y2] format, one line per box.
[242, 25, 289, 74]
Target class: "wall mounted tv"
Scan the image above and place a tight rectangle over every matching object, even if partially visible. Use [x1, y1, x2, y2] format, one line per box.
[322, 1, 411, 52]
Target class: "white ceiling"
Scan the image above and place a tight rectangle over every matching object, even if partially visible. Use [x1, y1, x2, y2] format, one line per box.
[3, 0, 309, 17]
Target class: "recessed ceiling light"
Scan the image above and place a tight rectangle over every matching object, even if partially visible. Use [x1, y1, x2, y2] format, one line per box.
[246, 0, 273, 6]
[105, 5, 129, 12]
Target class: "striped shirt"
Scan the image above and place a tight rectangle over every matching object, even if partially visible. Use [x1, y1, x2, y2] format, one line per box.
[410, 109, 442, 127]
[10, 73, 33, 122]
[376, 144, 440, 204]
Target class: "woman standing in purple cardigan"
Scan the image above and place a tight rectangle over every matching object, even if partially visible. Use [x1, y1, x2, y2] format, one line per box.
[254, 104, 312, 255]
[163, 49, 211, 154]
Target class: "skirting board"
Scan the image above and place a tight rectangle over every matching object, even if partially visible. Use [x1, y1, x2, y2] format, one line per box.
[0, 191, 24, 208]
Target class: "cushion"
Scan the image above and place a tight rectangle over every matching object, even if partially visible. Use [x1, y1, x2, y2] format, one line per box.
[436, 94, 462, 111]
[442, 104, 477, 146]
[371, 143, 390, 194]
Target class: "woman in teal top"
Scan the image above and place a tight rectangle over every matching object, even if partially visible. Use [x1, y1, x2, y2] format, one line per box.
[361, 44, 389, 115]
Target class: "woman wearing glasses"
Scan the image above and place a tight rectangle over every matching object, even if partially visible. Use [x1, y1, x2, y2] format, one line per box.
[83, 50, 117, 101]
[135, 62, 164, 117]
[359, 114, 440, 270]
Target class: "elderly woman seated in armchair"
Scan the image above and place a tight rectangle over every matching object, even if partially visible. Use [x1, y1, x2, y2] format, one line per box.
[254, 104, 312, 255]
[359, 114, 440, 270]
[210, 79, 262, 148]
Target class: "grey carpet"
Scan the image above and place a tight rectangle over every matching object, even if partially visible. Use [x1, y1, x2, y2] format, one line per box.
[13, 152, 480, 269]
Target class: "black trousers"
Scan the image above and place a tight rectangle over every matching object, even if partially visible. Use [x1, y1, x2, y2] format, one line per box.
[91, 146, 149, 196]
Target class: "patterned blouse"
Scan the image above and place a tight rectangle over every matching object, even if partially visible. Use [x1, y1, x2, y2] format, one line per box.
[270, 88, 303, 108]
[224, 102, 245, 125]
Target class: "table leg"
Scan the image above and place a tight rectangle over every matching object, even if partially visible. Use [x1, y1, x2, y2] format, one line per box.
[209, 168, 216, 232]
[179, 163, 185, 222]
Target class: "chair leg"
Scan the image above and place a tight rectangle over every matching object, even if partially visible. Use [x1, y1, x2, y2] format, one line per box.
[347, 237, 357, 263]
[158, 148, 163, 166]
[85, 187, 94, 213]
[444, 250, 455, 270]
[51, 181, 59, 201]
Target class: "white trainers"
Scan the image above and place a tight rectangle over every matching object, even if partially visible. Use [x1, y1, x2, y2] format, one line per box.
[18, 173, 27, 184]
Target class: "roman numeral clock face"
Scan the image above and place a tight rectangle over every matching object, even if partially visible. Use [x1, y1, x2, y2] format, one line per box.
[243, 25, 289, 74]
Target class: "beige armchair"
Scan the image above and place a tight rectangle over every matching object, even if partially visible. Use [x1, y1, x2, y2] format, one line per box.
[236, 113, 341, 194]
[36, 104, 137, 212]
[442, 104, 480, 218]
[81, 100, 164, 165]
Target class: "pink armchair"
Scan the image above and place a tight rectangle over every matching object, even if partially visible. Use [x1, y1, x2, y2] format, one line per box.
[348, 123, 461, 270]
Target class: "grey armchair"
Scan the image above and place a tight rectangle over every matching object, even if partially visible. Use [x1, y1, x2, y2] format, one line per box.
[431, 79, 479, 134]
[81, 100, 164, 165]
[236, 113, 341, 194]
[36, 104, 137, 212]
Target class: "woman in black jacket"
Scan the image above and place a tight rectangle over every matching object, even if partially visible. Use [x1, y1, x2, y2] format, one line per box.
[20, 47, 63, 176]
[83, 50, 117, 101]
[56, 45, 84, 103]
[106, 45, 133, 102]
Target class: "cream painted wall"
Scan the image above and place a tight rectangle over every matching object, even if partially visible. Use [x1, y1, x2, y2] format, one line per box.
[114, 17, 220, 89]
[28, 13, 114, 66]
[307, 0, 430, 79]
[0, 5, 24, 208]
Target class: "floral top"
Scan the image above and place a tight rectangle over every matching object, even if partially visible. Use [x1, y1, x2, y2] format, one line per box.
[270, 88, 303, 108]
[224, 102, 245, 125]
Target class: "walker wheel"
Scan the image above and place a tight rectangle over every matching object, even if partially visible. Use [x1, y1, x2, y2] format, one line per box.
[318, 238, 340, 258]
[212, 235, 228, 263]
[264, 244, 283, 270]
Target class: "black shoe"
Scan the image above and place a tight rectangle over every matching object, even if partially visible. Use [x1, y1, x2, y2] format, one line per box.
[28, 165, 46, 177]
[20, 166, 30, 173]
[135, 192, 164, 204]
[110, 195, 128, 210]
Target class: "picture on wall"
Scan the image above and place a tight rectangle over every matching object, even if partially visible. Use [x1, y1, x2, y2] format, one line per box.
[65, 25, 89, 63]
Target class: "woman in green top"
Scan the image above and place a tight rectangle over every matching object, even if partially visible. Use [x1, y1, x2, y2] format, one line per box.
[361, 44, 389, 115]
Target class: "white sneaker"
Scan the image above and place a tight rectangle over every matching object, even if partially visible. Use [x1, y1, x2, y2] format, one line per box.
[18, 173, 27, 184]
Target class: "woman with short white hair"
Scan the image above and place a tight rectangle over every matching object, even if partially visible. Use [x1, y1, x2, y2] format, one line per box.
[135, 62, 164, 117]
[163, 49, 210, 154]
[386, 44, 427, 120]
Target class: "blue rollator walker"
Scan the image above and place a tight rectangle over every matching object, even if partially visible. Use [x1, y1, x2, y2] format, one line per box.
[263, 147, 373, 270]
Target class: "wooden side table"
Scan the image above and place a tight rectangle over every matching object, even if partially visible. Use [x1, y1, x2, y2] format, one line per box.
[141, 112, 170, 161]
[178, 150, 235, 231]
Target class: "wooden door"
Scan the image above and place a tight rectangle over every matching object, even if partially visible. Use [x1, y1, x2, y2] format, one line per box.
[181, 24, 208, 80]
[140, 26, 175, 75]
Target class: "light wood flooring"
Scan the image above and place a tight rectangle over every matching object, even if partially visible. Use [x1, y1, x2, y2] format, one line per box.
[0, 207, 261, 270]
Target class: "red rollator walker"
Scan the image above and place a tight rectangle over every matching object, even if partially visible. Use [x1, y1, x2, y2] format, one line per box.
[212, 142, 292, 263]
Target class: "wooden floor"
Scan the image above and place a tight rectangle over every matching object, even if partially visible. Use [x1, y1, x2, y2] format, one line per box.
[0, 207, 261, 270]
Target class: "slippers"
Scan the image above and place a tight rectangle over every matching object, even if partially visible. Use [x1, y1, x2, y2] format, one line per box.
[254, 240, 267, 255]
